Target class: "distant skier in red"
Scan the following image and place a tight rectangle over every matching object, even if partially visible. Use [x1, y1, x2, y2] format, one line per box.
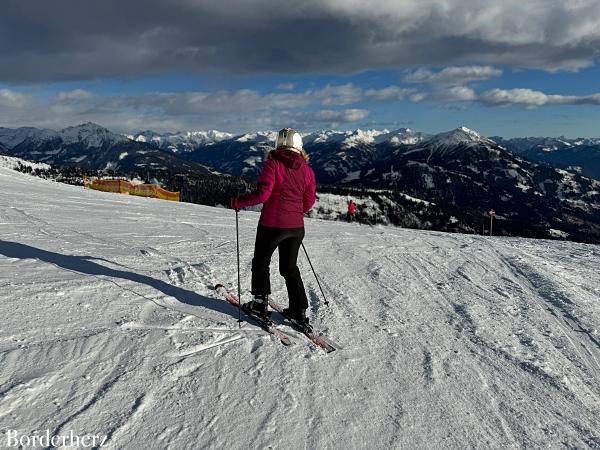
[347, 199, 357, 222]
[230, 128, 317, 324]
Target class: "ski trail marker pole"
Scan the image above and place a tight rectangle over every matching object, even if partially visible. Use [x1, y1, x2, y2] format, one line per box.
[235, 210, 242, 326]
[301, 242, 329, 306]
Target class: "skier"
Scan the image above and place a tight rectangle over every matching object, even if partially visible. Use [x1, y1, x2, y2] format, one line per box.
[347, 199, 357, 222]
[230, 128, 317, 325]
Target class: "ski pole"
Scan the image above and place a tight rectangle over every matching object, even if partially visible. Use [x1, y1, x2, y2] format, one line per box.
[235, 209, 242, 326]
[301, 242, 329, 306]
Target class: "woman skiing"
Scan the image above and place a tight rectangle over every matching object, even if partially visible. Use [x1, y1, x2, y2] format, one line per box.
[230, 128, 316, 325]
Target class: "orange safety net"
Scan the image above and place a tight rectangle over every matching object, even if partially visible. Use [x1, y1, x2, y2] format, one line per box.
[84, 177, 180, 201]
[128, 183, 181, 201]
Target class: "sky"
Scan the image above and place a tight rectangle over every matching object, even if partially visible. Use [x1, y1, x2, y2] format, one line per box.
[1, 0, 600, 137]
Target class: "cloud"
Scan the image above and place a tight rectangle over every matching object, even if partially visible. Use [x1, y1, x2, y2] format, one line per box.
[288, 109, 370, 129]
[0, 89, 31, 108]
[313, 109, 369, 122]
[479, 88, 600, 106]
[276, 83, 296, 90]
[410, 93, 426, 102]
[405, 66, 503, 85]
[55, 89, 96, 101]
[2, 0, 600, 82]
[311, 84, 363, 106]
[0, 87, 374, 132]
[3, 82, 599, 134]
[420, 86, 600, 107]
[433, 86, 478, 102]
[364, 86, 417, 101]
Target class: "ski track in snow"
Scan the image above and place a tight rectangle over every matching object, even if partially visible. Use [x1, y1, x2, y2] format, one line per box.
[1, 166, 600, 449]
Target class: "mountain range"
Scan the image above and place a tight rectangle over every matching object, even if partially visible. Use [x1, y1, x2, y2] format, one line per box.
[0, 122, 212, 175]
[179, 125, 600, 241]
[493, 136, 600, 180]
[1, 122, 599, 243]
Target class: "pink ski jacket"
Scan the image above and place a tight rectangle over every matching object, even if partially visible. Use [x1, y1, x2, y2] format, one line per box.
[235, 148, 316, 228]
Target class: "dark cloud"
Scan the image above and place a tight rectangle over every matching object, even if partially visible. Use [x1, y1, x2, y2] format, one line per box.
[2, 0, 600, 83]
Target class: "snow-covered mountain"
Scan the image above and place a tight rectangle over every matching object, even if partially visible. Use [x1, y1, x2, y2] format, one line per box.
[121, 124, 600, 242]
[494, 136, 600, 180]
[493, 136, 600, 153]
[0, 122, 127, 150]
[1, 163, 599, 449]
[190, 126, 497, 179]
[185, 128, 429, 182]
[129, 129, 234, 153]
[0, 126, 60, 149]
[184, 131, 277, 176]
[183, 126, 600, 242]
[0, 123, 211, 174]
[421, 126, 497, 154]
[358, 128, 600, 243]
[304, 128, 428, 149]
[60, 122, 128, 147]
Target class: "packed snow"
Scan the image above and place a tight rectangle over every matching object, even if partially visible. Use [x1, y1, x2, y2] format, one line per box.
[1, 166, 600, 449]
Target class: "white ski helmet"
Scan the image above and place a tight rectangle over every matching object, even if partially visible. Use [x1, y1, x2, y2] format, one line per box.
[275, 128, 303, 152]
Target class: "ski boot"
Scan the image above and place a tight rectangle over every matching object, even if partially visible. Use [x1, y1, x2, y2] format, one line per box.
[244, 295, 270, 320]
[282, 308, 312, 332]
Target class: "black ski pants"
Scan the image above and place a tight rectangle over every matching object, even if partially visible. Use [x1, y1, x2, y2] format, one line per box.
[251, 224, 308, 310]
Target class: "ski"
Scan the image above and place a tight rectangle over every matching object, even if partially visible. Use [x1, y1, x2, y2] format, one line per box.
[268, 300, 337, 353]
[214, 284, 292, 347]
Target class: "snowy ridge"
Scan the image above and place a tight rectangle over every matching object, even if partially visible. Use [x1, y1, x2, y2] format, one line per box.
[332, 129, 387, 149]
[388, 128, 429, 146]
[0, 122, 210, 173]
[0, 126, 59, 148]
[303, 128, 428, 149]
[422, 126, 497, 152]
[59, 122, 127, 147]
[495, 135, 600, 181]
[129, 129, 234, 152]
[235, 130, 277, 143]
[1, 166, 599, 448]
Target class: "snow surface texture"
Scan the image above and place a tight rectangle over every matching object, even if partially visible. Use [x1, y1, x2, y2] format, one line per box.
[1, 166, 600, 449]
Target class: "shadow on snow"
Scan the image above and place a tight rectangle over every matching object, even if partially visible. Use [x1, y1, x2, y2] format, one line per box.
[0, 240, 237, 319]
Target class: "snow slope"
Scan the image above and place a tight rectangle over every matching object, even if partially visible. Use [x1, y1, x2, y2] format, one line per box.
[0, 155, 51, 171]
[1, 167, 599, 449]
